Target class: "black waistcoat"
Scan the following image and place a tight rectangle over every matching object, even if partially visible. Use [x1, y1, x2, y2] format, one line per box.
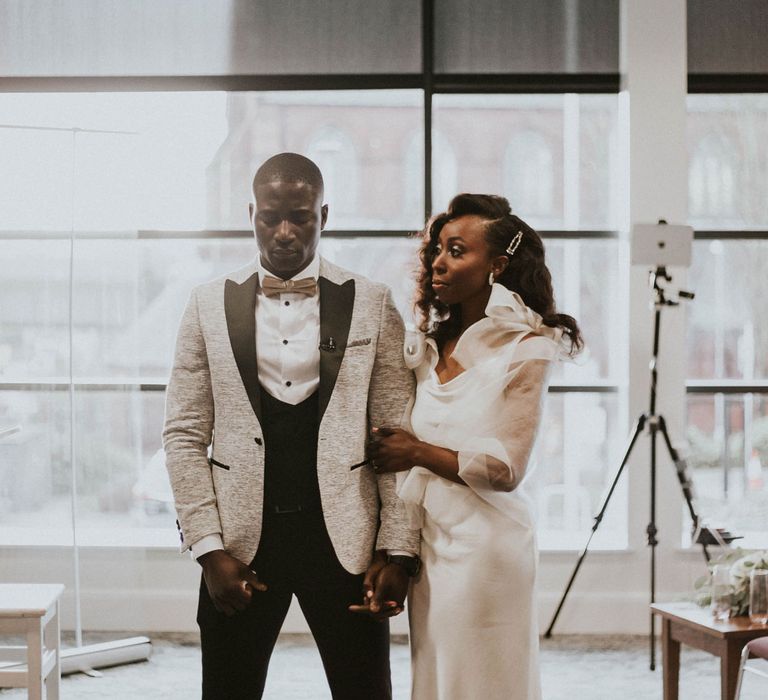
[259, 385, 321, 511]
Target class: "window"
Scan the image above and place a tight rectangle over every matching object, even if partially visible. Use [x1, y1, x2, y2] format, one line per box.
[685, 94, 768, 547]
[0, 89, 622, 548]
[689, 134, 738, 224]
[534, 392, 627, 550]
[403, 129, 458, 224]
[686, 393, 768, 548]
[687, 94, 768, 229]
[432, 94, 619, 231]
[0, 90, 424, 546]
[306, 125, 359, 226]
[504, 130, 556, 222]
[0, 89, 626, 548]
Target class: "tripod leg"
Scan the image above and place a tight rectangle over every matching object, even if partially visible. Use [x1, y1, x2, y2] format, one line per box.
[649, 420, 658, 670]
[657, 416, 710, 564]
[544, 414, 647, 638]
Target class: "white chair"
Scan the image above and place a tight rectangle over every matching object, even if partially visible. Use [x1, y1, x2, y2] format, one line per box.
[735, 635, 768, 699]
[0, 583, 64, 699]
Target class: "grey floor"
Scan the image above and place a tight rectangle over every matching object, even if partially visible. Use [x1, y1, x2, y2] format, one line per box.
[1, 633, 766, 699]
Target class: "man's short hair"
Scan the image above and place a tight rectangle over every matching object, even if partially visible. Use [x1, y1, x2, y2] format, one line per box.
[253, 153, 324, 196]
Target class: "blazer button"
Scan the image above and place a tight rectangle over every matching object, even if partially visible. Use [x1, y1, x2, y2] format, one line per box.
[254, 437, 263, 446]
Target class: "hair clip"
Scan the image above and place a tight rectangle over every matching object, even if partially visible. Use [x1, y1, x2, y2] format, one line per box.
[506, 231, 524, 257]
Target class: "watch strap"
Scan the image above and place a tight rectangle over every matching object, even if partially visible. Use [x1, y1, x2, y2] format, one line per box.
[387, 553, 421, 577]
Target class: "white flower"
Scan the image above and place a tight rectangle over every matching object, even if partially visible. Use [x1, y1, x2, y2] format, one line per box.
[731, 552, 768, 583]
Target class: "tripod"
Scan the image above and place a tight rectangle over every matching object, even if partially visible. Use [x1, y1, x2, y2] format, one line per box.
[544, 265, 708, 671]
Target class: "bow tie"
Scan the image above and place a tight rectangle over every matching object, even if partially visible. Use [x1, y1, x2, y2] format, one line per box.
[261, 275, 317, 298]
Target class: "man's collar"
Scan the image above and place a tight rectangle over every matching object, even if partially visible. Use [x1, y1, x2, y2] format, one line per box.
[256, 254, 320, 282]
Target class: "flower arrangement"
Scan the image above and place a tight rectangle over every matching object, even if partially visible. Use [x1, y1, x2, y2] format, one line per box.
[694, 548, 768, 617]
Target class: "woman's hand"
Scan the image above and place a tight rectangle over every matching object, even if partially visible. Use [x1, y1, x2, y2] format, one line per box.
[348, 550, 406, 620]
[369, 426, 423, 473]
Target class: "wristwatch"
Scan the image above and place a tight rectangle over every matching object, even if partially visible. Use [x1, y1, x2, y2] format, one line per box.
[387, 554, 421, 577]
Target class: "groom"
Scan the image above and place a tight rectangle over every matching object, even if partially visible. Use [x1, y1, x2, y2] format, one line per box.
[163, 152, 420, 699]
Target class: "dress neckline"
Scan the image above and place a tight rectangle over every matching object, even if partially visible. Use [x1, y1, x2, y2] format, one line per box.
[426, 313, 491, 385]
[429, 364, 468, 388]
[414, 283, 567, 379]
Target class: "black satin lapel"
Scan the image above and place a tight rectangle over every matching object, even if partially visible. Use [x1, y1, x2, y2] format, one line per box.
[225, 273, 261, 422]
[318, 277, 355, 422]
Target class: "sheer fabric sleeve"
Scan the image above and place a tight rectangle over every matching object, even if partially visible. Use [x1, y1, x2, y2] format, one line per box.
[453, 335, 556, 520]
[457, 358, 550, 496]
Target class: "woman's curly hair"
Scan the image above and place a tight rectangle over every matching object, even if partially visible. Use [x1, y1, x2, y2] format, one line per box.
[415, 193, 583, 354]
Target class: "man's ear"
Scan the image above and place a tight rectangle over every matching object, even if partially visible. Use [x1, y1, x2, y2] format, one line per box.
[320, 204, 329, 230]
[248, 202, 254, 223]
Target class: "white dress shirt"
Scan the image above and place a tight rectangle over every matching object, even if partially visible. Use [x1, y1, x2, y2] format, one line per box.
[254, 255, 321, 405]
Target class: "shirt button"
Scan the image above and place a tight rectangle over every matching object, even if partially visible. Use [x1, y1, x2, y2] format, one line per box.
[282, 339, 288, 345]
[284, 301, 290, 306]
[285, 380, 292, 387]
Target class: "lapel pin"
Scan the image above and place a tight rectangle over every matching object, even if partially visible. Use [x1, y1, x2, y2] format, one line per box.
[319, 336, 337, 352]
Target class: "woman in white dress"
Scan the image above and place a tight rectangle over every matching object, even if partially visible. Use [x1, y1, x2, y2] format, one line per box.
[370, 194, 582, 700]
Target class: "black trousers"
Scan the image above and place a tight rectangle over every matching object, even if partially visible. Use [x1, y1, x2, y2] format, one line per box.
[197, 508, 391, 700]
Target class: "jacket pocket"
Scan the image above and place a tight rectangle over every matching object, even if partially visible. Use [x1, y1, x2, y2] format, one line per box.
[209, 457, 231, 471]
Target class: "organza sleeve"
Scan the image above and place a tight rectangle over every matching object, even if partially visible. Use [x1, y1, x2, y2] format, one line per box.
[457, 356, 551, 506]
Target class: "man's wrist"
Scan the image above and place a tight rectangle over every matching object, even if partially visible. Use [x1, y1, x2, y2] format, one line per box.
[197, 549, 226, 567]
[192, 533, 224, 561]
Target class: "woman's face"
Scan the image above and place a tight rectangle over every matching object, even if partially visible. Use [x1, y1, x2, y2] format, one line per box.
[430, 215, 503, 306]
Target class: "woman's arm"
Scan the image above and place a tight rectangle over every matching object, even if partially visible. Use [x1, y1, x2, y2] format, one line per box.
[370, 427, 467, 486]
[373, 358, 553, 493]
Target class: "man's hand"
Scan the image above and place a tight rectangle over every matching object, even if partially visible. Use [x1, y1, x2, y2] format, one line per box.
[198, 550, 267, 617]
[349, 551, 409, 620]
[368, 426, 423, 474]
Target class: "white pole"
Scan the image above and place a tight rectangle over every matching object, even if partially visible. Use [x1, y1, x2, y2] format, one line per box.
[68, 127, 84, 650]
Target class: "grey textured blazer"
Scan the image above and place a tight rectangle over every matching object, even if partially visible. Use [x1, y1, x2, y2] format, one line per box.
[163, 257, 419, 574]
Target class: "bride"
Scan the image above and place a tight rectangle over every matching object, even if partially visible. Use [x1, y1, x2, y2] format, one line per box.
[371, 193, 582, 700]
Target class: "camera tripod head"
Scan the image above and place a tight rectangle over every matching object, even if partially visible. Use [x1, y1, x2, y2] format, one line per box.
[649, 265, 695, 307]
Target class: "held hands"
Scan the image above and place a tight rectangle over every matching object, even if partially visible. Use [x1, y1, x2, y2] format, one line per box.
[348, 550, 409, 620]
[368, 426, 423, 474]
[198, 549, 267, 616]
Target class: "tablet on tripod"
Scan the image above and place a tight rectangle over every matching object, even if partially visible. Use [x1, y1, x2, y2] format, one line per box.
[631, 221, 693, 267]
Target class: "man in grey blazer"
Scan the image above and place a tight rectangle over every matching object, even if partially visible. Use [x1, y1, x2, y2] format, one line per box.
[163, 152, 419, 699]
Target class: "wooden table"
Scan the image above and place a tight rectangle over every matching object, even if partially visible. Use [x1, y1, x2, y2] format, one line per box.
[0, 583, 64, 700]
[652, 602, 768, 700]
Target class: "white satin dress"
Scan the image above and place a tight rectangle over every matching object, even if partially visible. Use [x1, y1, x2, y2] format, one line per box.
[398, 284, 564, 700]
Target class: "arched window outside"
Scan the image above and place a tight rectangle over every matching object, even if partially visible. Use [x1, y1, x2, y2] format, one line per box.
[503, 130, 555, 222]
[306, 126, 358, 225]
[689, 133, 738, 223]
[404, 130, 458, 221]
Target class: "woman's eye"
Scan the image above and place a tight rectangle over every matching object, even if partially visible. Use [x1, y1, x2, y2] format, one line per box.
[449, 246, 463, 257]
